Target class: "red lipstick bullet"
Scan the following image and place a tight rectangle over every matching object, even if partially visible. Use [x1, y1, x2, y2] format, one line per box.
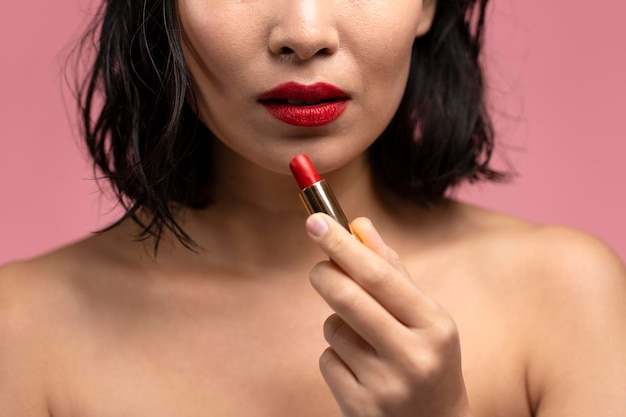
[289, 154, 351, 232]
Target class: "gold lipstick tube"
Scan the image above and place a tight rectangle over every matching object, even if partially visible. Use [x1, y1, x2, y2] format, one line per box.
[298, 180, 351, 232]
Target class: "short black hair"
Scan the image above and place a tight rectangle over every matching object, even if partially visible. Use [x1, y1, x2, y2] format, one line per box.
[73, 0, 503, 250]
[371, 0, 503, 203]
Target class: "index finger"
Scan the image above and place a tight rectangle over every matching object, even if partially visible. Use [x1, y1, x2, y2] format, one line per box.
[306, 213, 439, 328]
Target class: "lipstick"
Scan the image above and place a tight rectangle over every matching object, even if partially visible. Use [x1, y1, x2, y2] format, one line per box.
[259, 82, 350, 127]
[289, 154, 351, 232]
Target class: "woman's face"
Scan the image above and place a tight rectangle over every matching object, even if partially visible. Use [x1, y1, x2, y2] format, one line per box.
[177, 0, 435, 175]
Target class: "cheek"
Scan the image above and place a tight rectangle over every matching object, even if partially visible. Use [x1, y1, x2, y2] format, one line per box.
[177, 3, 267, 134]
[358, 27, 416, 101]
[178, 2, 252, 83]
[348, 4, 420, 85]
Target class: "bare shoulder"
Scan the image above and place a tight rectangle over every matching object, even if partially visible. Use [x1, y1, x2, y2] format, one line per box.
[452, 202, 626, 312]
[453, 202, 626, 416]
[452, 201, 625, 276]
[0, 231, 133, 308]
[0, 253, 75, 415]
[0, 226, 149, 331]
[0, 232, 139, 416]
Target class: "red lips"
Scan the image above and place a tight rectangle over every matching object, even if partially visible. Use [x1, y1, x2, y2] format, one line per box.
[258, 82, 350, 127]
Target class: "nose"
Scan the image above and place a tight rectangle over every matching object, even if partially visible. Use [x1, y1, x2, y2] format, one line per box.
[268, 0, 340, 60]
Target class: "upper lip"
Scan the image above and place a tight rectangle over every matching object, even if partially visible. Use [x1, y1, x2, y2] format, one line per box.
[258, 82, 349, 104]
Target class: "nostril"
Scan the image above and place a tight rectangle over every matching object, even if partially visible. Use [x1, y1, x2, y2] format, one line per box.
[278, 46, 333, 58]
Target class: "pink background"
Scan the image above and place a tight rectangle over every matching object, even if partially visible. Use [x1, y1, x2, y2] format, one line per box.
[1, 0, 625, 264]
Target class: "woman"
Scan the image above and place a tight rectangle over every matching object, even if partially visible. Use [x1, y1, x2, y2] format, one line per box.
[1, 0, 624, 416]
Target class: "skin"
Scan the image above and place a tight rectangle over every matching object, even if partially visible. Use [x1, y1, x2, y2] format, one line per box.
[1, 1, 625, 416]
[178, 0, 434, 175]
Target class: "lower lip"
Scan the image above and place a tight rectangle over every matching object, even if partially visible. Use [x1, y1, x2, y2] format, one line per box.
[261, 101, 349, 127]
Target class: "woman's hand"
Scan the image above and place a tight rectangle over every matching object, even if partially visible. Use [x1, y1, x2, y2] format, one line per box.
[306, 213, 473, 417]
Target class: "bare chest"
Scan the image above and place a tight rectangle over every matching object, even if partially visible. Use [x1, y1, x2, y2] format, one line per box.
[44, 259, 533, 417]
[45, 306, 530, 417]
[45, 287, 338, 416]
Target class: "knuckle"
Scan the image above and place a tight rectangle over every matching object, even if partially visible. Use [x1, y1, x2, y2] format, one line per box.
[309, 261, 334, 285]
[430, 315, 460, 348]
[323, 314, 345, 343]
[319, 346, 335, 370]
[361, 262, 396, 291]
[341, 395, 375, 417]
[309, 260, 327, 276]
[372, 376, 411, 413]
[326, 281, 362, 312]
[324, 229, 351, 254]
[400, 324, 460, 381]
[410, 350, 443, 381]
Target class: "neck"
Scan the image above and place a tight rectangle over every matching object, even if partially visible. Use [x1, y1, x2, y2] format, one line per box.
[169, 145, 391, 273]
[148, 142, 442, 278]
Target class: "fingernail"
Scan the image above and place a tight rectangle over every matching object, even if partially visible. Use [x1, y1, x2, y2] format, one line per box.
[306, 215, 329, 238]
